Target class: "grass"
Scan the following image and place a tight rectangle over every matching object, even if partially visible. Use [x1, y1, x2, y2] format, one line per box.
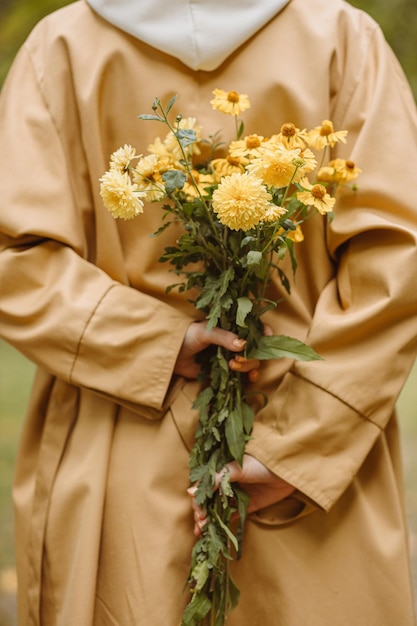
[0, 340, 34, 626]
[0, 340, 34, 570]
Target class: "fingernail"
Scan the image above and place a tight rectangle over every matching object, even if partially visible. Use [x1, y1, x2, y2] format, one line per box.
[187, 486, 197, 496]
[233, 338, 246, 348]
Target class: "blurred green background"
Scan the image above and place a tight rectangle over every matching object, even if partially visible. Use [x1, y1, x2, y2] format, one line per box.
[0, 0, 417, 624]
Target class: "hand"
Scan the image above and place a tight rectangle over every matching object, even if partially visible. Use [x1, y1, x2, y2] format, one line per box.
[174, 321, 263, 381]
[189, 454, 295, 536]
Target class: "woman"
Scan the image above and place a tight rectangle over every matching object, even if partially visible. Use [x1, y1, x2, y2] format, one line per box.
[0, 0, 416, 623]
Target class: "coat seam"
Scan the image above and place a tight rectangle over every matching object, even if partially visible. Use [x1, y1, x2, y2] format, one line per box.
[333, 23, 379, 130]
[69, 283, 117, 384]
[289, 369, 384, 431]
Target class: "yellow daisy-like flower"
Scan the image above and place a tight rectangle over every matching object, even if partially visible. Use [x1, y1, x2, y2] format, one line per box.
[278, 223, 304, 242]
[307, 120, 348, 150]
[261, 203, 287, 223]
[183, 170, 216, 199]
[287, 224, 304, 242]
[296, 177, 336, 215]
[211, 155, 247, 180]
[246, 146, 301, 188]
[212, 172, 272, 231]
[269, 123, 309, 150]
[229, 134, 269, 159]
[132, 154, 166, 202]
[109, 144, 138, 173]
[99, 170, 145, 219]
[318, 158, 361, 184]
[293, 148, 318, 180]
[210, 89, 251, 116]
[164, 117, 202, 160]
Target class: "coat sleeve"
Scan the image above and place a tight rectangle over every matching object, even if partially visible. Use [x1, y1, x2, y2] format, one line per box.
[0, 44, 193, 415]
[246, 20, 417, 511]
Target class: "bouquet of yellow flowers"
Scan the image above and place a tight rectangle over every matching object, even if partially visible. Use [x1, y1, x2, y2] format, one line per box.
[100, 89, 360, 626]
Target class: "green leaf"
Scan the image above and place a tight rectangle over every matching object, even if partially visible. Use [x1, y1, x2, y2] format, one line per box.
[181, 592, 211, 625]
[189, 463, 210, 484]
[193, 387, 214, 417]
[194, 471, 215, 505]
[219, 469, 234, 499]
[237, 119, 245, 140]
[286, 237, 298, 275]
[190, 560, 210, 592]
[278, 266, 291, 294]
[165, 94, 177, 114]
[249, 335, 324, 362]
[151, 220, 173, 237]
[162, 169, 187, 194]
[213, 509, 239, 552]
[226, 574, 241, 611]
[177, 128, 197, 148]
[196, 279, 219, 310]
[225, 410, 245, 465]
[241, 402, 255, 435]
[233, 485, 250, 530]
[196, 268, 235, 329]
[240, 235, 256, 247]
[247, 250, 263, 266]
[138, 113, 163, 121]
[236, 297, 253, 328]
[207, 521, 224, 561]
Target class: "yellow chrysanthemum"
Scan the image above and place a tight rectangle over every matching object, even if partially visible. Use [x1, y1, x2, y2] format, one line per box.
[99, 170, 145, 219]
[211, 155, 247, 180]
[318, 158, 361, 184]
[133, 153, 160, 179]
[269, 123, 309, 150]
[210, 89, 251, 116]
[147, 137, 177, 166]
[109, 144, 138, 173]
[132, 154, 166, 202]
[296, 177, 336, 215]
[212, 172, 272, 231]
[307, 120, 348, 150]
[229, 134, 269, 159]
[246, 146, 301, 188]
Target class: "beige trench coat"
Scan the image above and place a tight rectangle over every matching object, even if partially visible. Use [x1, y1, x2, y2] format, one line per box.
[1, 0, 417, 624]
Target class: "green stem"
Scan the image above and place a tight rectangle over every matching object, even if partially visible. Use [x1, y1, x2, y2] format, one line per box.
[317, 143, 329, 171]
[234, 115, 239, 139]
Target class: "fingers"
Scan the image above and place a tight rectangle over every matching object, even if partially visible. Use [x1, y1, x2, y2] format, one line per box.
[187, 462, 245, 536]
[196, 324, 263, 381]
[187, 486, 207, 536]
[229, 355, 260, 371]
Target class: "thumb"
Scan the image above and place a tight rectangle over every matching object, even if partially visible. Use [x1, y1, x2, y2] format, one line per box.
[202, 325, 247, 353]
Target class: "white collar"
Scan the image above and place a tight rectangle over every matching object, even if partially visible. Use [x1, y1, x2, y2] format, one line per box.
[86, 0, 291, 70]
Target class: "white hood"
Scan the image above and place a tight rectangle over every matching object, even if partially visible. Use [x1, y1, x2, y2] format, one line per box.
[86, 0, 291, 71]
